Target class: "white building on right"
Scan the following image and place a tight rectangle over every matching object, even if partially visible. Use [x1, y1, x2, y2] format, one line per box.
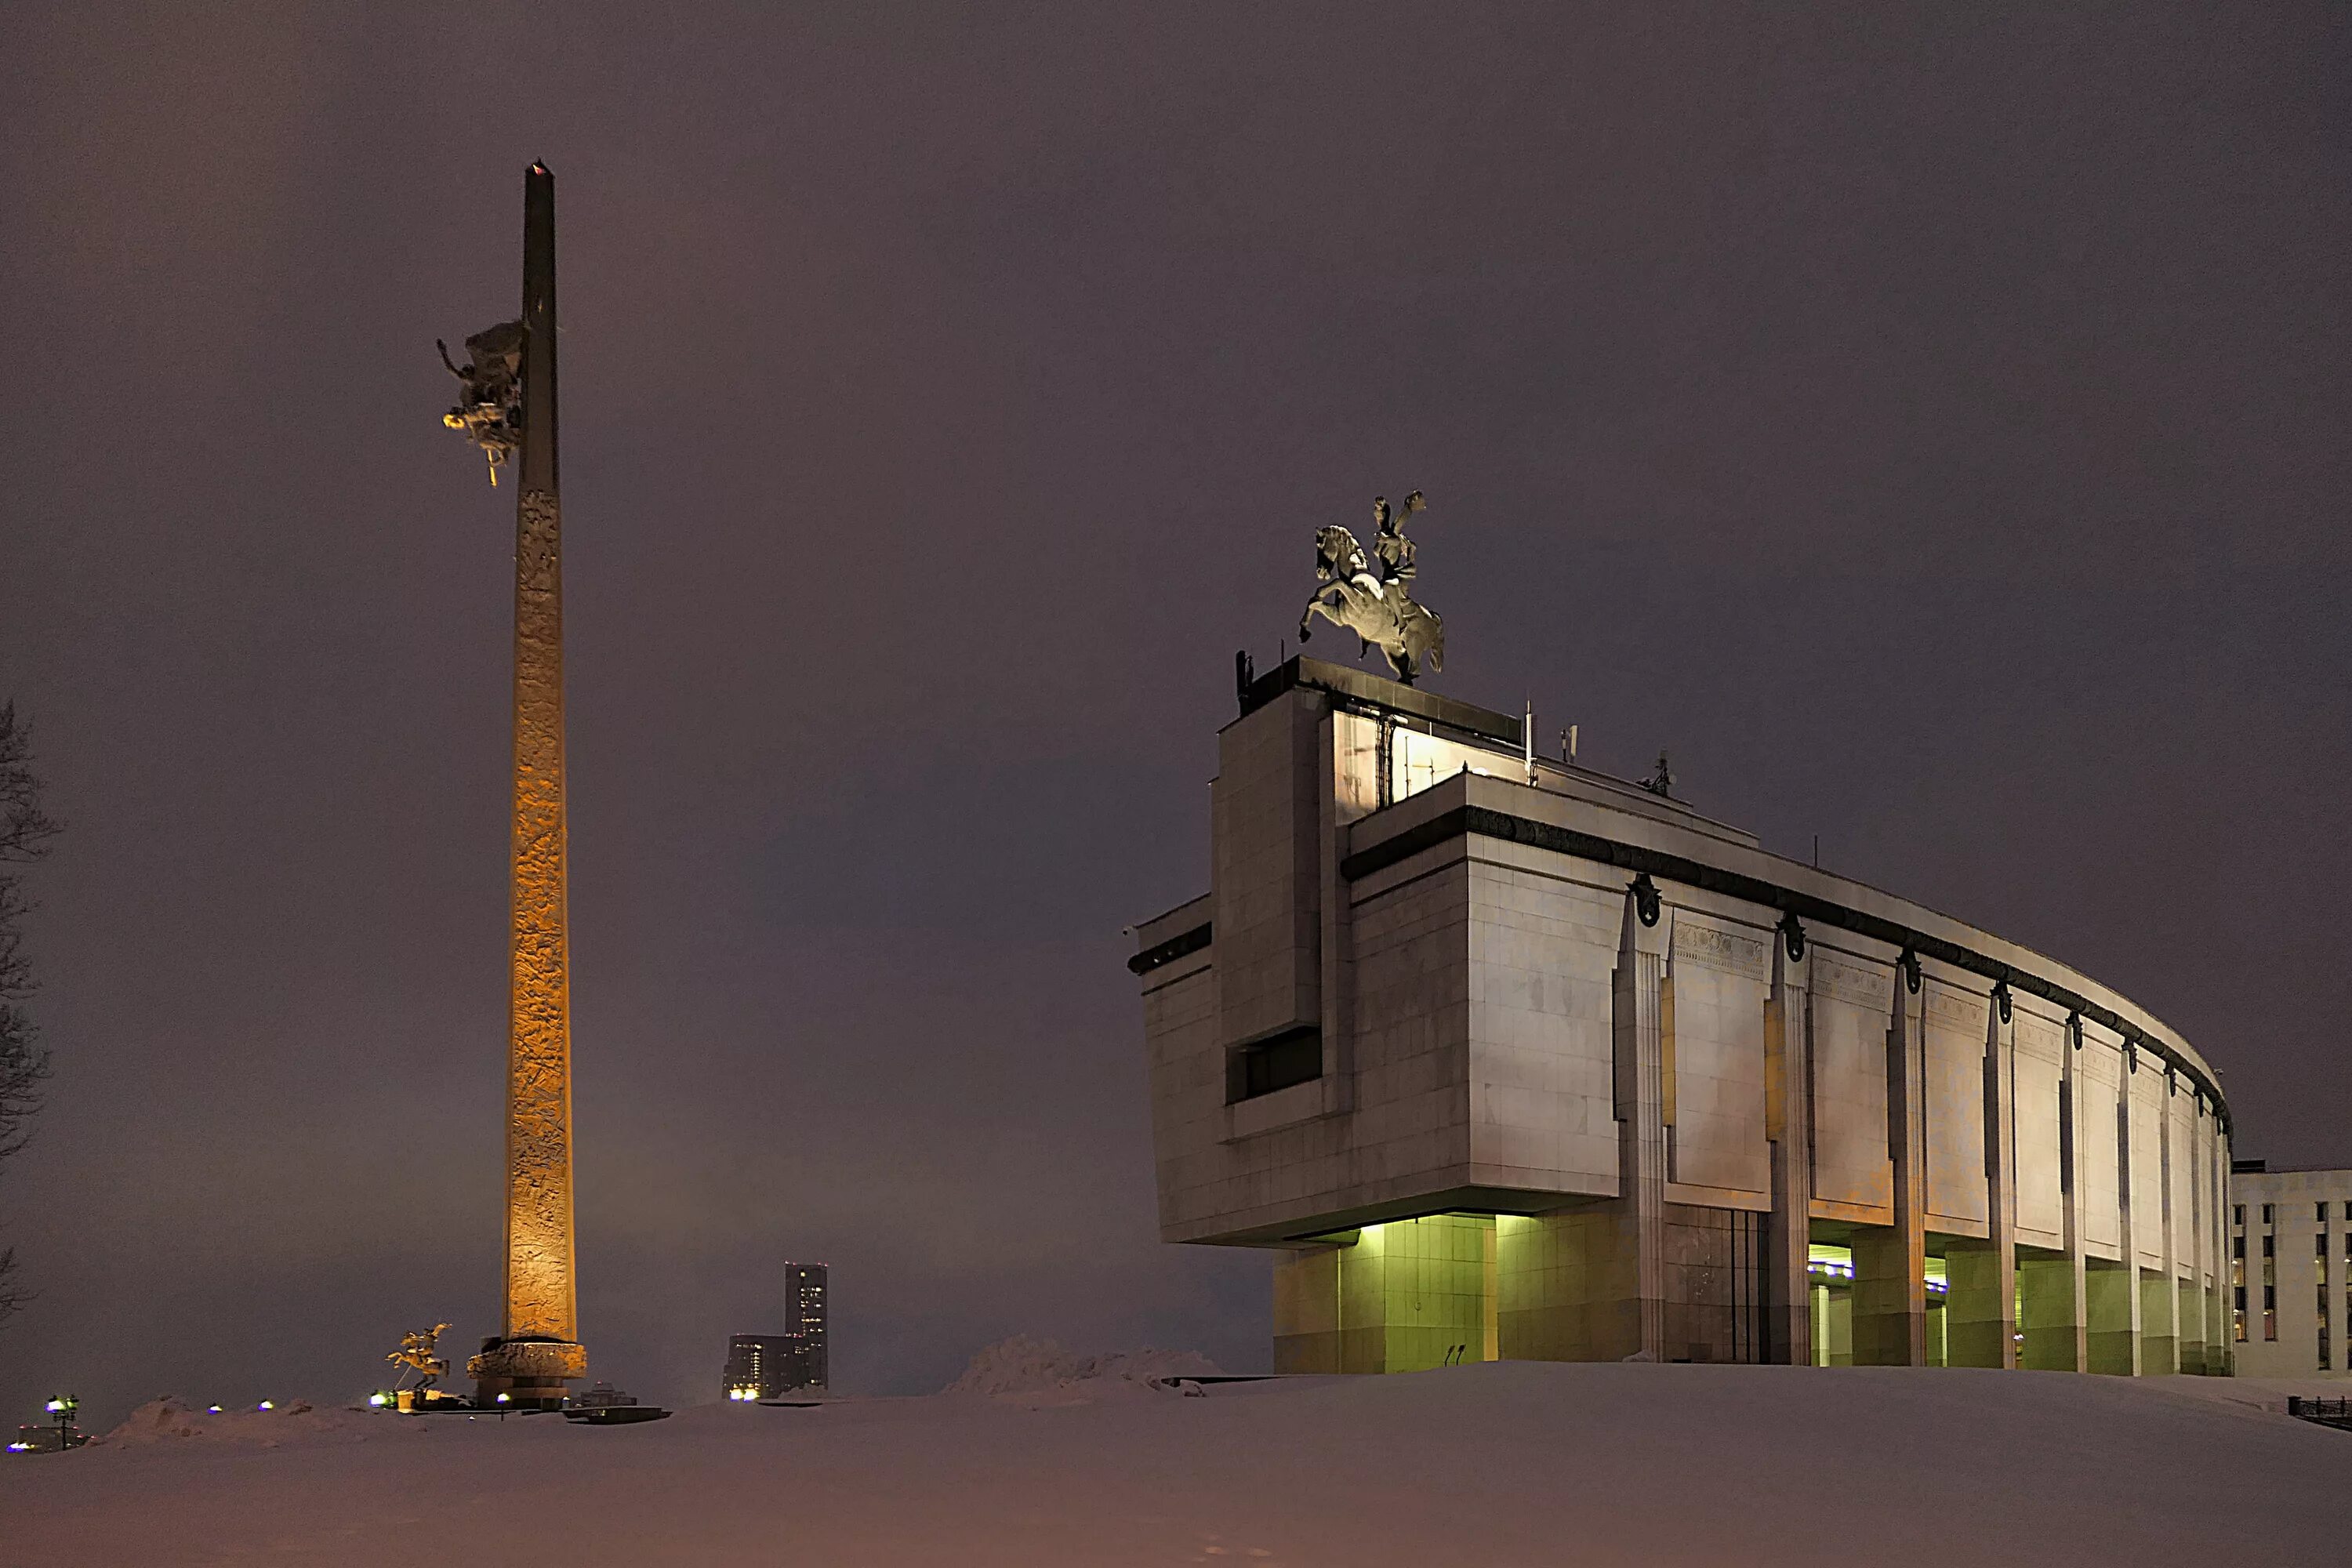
[2230, 1162, 2352, 1377]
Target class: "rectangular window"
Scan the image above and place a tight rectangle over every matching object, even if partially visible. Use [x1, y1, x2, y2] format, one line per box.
[1226, 1027, 1322, 1103]
[2323, 1203, 2332, 1224]
[2234, 1204, 2245, 1227]
[2233, 1234, 2245, 1261]
[2322, 1232, 2334, 1371]
[2262, 1206, 2278, 1339]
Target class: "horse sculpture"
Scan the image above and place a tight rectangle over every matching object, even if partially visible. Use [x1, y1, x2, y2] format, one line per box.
[1298, 492, 1445, 683]
[387, 1323, 454, 1392]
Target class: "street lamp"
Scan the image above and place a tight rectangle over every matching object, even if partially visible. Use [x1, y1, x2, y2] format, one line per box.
[39, 1396, 83, 1452]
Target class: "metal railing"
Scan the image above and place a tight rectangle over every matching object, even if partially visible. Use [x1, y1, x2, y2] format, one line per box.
[2286, 1396, 2352, 1429]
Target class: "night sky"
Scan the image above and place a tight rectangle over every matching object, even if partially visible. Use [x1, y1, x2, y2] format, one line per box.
[3, 6, 2346, 1421]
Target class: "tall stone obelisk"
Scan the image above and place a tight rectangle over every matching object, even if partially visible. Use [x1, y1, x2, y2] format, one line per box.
[468, 162, 587, 1409]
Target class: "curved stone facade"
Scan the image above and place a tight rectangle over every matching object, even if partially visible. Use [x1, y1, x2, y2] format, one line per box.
[1133, 658, 2231, 1374]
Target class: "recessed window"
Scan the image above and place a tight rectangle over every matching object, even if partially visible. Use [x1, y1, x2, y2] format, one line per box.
[1228, 1027, 1322, 1103]
[2263, 1204, 2275, 1225]
[2322, 1234, 2334, 1371]
[2234, 1205, 2245, 1228]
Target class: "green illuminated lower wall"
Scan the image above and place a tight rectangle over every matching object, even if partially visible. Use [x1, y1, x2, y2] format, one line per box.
[1274, 1215, 1497, 1374]
[1279, 1210, 2231, 1375]
[1494, 1210, 1640, 1362]
[1280, 1204, 1759, 1370]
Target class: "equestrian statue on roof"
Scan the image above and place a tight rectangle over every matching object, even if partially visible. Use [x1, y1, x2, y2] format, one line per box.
[1298, 488, 1445, 684]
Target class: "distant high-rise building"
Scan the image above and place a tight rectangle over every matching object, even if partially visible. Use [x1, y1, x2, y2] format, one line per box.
[722, 1334, 794, 1400]
[721, 1262, 831, 1400]
[784, 1262, 829, 1390]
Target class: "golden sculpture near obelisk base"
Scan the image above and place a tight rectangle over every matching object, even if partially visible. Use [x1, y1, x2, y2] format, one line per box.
[442, 162, 587, 1410]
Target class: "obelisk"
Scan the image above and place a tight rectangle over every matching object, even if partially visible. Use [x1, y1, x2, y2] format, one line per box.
[470, 161, 587, 1409]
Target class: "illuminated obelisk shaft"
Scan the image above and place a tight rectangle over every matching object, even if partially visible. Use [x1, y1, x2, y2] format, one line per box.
[474, 162, 586, 1406]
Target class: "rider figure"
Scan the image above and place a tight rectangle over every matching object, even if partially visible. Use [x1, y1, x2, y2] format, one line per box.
[1325, 527, 1381, 596]
[1374, 490, 1423, 586]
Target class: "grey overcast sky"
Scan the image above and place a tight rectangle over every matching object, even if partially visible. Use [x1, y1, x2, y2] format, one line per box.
[2, 4, 2347, 1421]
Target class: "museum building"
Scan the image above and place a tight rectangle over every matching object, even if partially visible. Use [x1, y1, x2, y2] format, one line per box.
[1131, 658, 2234, 1375]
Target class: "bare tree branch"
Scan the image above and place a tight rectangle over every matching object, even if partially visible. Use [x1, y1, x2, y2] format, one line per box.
[0, 700, 57, 1327]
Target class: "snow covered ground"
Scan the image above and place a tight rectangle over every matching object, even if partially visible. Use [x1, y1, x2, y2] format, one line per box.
[9, 1362, 2349, 1566]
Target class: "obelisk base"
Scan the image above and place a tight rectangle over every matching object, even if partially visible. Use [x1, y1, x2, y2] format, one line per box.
[468, 1337, 587, 1410]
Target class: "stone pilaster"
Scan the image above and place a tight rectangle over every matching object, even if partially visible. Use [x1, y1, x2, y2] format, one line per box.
[2141, 1070, 2180, 1374]
[1947, 993, 2016, 1367]
[1853, 971, 1926, 1365]
[1609, 884, 1668, 1360]
[2089, 1041, 2143, 1376]
[1763, 925, 1813, 1366]
[2201, 1105, 2220, 1373]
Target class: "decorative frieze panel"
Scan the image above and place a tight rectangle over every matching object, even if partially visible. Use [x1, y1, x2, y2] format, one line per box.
[1668, 915, 1770, 981]
[1926, 984, 1987, 1034]
[1812, 952, 1893, 1011]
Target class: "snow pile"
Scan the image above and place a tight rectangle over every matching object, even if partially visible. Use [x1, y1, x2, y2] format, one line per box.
[944, 1334, 1221, 1398]
[96, 1397, 384, 1448]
